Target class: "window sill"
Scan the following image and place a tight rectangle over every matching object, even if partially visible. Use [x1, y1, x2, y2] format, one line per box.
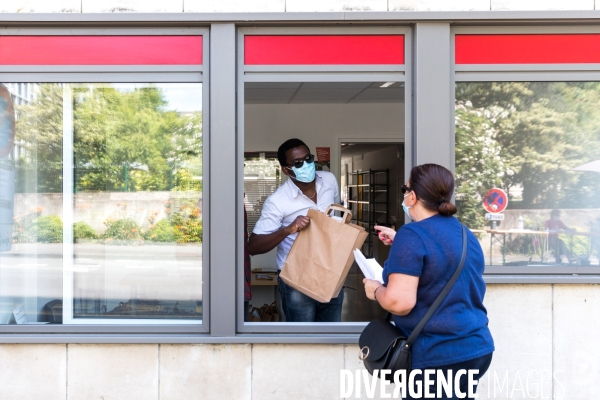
[484, 274, 600, 284]
[0, 333, 359, 344]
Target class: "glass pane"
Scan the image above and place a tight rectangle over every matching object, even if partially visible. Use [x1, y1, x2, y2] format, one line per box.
[244, 81, 404, 323]
[0, 82, 203, 324]
[1, 83, 63, 325]
[244, 152, 282, 233]
[456, 82, 600, 267]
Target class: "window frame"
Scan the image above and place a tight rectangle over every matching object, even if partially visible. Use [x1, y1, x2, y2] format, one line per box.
[236, 26, 412, 334]
[3, 13, 600, 343]
[452, 25, 600, 279]
[0, 27, 211, 334]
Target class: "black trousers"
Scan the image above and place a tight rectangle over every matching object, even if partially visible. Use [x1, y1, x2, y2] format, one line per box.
[403, 352, 493, 400]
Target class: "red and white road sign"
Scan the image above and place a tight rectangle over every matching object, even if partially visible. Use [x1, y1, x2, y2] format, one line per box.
[483, 188, 508, 214]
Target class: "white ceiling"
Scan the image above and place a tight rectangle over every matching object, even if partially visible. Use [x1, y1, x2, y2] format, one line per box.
[245, 82, 404, 104]
[341, 142, 401, 158]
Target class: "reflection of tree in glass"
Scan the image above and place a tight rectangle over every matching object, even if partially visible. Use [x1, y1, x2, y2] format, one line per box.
[456, 82, 600, 229]
[455, 98, 509, 229]
[14, 83, 63, 193]
[13, 84, 202, 193]
[72, 85, 202, 192]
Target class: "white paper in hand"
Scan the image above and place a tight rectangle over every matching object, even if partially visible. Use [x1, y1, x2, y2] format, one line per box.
[353, 249, 384, 284]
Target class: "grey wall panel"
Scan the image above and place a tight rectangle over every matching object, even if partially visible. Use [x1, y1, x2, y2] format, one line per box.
[413, 22, 452, 169]
[209, 23, 237, 337]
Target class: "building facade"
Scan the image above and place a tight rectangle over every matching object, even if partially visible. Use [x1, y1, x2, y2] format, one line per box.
[1, 2, 600, 399]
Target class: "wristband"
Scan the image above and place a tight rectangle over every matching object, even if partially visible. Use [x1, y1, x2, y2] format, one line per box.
[374, 286, 382, 302]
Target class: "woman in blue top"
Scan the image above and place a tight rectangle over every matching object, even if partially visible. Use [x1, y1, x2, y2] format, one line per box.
[363, 163, 494, 399]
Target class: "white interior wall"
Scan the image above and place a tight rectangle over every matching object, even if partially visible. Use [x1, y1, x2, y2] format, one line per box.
[245, 103, 405, 180]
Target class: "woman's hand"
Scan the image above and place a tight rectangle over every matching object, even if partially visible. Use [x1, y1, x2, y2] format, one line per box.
[363, 274, 419, 316]
[374, 225, 396, 246]
[363, 278, 383, 301]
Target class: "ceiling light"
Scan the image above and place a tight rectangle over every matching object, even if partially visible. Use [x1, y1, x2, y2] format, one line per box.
[380, 82, 395, 88]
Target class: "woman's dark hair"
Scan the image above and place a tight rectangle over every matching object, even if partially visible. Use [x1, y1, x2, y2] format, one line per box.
[277, 138, 309, 166]
[409, 163, 458, 216]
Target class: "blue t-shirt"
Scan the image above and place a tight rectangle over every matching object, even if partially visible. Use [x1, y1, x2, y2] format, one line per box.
[383, 214, 494, 369]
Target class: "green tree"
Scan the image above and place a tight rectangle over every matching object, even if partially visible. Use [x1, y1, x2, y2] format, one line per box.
[14, 84, 63, 193]
[73, 86, 202, 192]
[455, 82, 600, 228]
[455, 101, 510, 229]
[14, 84, 203, 193]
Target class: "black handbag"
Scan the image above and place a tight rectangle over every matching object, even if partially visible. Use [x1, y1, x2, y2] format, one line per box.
[358, 225, 468, 376]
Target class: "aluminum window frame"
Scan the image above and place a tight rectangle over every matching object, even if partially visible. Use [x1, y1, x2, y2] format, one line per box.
[236, 26, 411, 334]
[0, 27, 211, 334]
[452, 25, 600, 279]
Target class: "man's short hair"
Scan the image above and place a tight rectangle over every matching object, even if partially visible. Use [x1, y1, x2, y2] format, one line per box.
[277, 138, 309, 166]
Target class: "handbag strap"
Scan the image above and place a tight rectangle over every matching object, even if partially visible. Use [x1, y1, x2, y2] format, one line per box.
[393, 224, 468, 347]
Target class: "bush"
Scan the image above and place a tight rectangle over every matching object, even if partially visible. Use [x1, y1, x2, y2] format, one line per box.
[167, 202, 202, 243]
[144, 219, 182, 243]
[73, 221, 97, 241]
[35, 215, 63, 243]
[103, 218, 143, 244]
[173, 169, 202, 192]
[13, 212, 39, 243]
[177, 219, 202, 243]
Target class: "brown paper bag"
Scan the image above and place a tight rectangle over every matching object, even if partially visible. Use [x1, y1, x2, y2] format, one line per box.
[280, 204, 368, 303]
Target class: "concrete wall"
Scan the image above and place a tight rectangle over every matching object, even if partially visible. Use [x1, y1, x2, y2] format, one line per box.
[0, 285, 595, 399]
[14, 191, 201, 232]
[3, 0, 600, 12]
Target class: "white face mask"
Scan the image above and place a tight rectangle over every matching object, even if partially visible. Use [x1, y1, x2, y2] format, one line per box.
[402, 192, 413, 220]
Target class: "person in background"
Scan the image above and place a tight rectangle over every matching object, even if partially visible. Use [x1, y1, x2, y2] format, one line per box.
[589, 216, 600, 264]
[244, 206, 252, 321]
[544, 209, 575, 263]
[248, 138, 343, 322]
[365, 163, 494, 399]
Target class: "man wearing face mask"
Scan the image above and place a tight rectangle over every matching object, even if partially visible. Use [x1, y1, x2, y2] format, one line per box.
[248, 138, 343, 322]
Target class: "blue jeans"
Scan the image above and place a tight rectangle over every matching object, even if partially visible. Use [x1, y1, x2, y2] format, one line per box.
[277, 276, 344, 322]
[403, 352, 493, 400]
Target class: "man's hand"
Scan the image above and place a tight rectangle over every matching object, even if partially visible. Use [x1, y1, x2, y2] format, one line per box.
[374, 225, 396, 246]
[249, 215, 310, 256]
[285, 216, 310, 235]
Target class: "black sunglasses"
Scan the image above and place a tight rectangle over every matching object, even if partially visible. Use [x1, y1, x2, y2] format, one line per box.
[401, 185, 413, 195]
[286, 154, 315, 169]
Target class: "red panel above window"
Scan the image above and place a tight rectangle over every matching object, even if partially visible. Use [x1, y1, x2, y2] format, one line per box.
[456, 34, 600, 64]
[0, 36, 202, 65]
[244, 35, 404, 65]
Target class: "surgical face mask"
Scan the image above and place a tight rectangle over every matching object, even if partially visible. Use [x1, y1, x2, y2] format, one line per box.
[552, 216, 560, 221]
[290, 160, 316, 183]
[402, 192, 413, 220]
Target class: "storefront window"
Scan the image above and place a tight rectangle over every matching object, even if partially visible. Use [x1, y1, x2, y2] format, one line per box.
[244, 81, 404, 323]
[455, 82, 600, 267]
[0, 82, 203, 324]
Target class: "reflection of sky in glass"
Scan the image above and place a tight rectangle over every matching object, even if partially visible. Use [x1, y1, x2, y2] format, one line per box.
[111, 83, 202, 113]
[4, 83, 203, 113]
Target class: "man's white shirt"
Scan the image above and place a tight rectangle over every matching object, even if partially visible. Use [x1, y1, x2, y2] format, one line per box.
[253, 171, 340, 270]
